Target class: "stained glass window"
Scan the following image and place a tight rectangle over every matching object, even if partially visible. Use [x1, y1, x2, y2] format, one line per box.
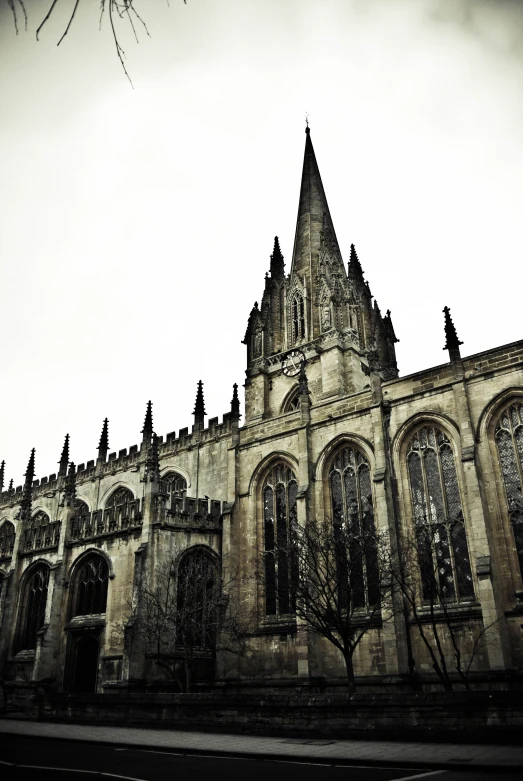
[292, 294, 305, 343]
[263, 464, 298, 616]
[73, 556, 109, 617]
[0, 521, 15, 558]
[329, 447, 379, 610]
[406, 426, 474, 603]
[19, 565, 49, 651]
[495, 402, 523, 578]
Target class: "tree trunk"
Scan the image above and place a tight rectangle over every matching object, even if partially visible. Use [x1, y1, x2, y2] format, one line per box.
[343, 651, 356, 694]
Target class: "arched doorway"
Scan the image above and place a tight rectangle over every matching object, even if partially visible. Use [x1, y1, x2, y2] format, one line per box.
[73, 635, 99, 693]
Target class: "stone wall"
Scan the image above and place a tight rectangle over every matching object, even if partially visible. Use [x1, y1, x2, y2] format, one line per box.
[32, 690, 523, 742]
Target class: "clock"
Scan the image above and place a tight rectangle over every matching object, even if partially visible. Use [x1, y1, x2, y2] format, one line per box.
[282, 349, 306, 377]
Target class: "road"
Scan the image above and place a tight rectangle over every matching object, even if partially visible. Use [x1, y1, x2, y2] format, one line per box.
[0, 736, 510, 781]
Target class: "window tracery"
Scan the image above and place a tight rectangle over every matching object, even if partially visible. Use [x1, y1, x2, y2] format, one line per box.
[291, 293, 305, 343]
[72, 555, 109, 617]
[103, 487, 139, 533]
[263, 464, 298, 616]
[495, 402, 523, 578]
[329, 446, 379, 610]
[22, 511, 61, 552]
[176, 548, 218, 649]
[406, 426, 474, 603]
[71, 501, 91, 541]
[19, 565, 49, 651]
[0, 521, 15, 558]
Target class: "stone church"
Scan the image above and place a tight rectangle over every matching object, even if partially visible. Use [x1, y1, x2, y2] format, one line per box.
[1, 128, 522, 695]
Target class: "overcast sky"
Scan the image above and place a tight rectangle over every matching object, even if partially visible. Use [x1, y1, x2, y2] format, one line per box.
[1, 0, 522, 487]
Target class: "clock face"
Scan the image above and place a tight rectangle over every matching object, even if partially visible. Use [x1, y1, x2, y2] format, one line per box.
[282, 349, 305, 377]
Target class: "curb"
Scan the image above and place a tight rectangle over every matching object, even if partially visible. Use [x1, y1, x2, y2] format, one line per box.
[0, 727, 522, 774]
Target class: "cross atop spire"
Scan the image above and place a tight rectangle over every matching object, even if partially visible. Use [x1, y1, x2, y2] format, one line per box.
[98, 418, 109, 462]
[58, 434, 70, 477]
[443, 306, 463, 360]
[193, 380, 206, 428]
[141, 400, 153, 443]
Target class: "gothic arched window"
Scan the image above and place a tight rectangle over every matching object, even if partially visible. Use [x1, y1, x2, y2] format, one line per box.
[19, 565, 49, 651]
[72, 555, 109, 617]
[177, 548, 219, 649]
[163, 472, 187, 500]
[71, 501, 91, 540]
[329, 446, 379, 610]
[495, 402, 523, 578]
[406, 426, 474, 603]
[263, 464, 298, 616]
[0, 521, 15, 558]
[23, 511, 60, 552]
[292, 294, 305, 343]
[104, 487, 136, 531]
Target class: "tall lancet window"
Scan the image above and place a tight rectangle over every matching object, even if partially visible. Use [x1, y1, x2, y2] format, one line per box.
[329, 447, 379, 610]
[19, 565, 49, 651]
[495, 402, 523, 578]
[406, 426, 474, 603]
[292, 294, 305, 343]
[263, 464, 298, 616]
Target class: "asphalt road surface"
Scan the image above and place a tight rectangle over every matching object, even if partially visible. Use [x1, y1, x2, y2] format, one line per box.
[0, 736, 511, 781]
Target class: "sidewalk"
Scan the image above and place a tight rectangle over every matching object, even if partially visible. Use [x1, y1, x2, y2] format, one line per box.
[1, 718, 522, 771]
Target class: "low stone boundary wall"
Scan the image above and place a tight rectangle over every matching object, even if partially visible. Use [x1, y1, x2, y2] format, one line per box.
[33, 690, 523, 742]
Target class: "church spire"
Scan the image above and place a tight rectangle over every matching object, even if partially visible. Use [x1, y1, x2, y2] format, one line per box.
[98, 418, 109, 463]
[291, 127, 343, 276]
[270, 236, 285, 279]
[0, 460, 4, 492]
[141, 400, 153, 443]
[58, 434, 70, 477]
[193, 380, 206, 429]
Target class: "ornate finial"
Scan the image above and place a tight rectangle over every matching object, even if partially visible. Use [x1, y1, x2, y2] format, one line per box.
[193, 380, 206, 426]
[230, 383, 241, 420]
[144, 433, 160, 482]
[443, 306, 463, 356]
[383, 310, 400, 344]
[270, 236, 285, 279]
[141, 400, 153, 442]
[19, 448, 36, 521]
[58, 434, 70, 477]
[305, 113, 310, 135]
[8, 478, 13, 491]
[0, 460, 4, 492]
[98, 418, 109, 461]
[348, 243, 364, 279]
[64, 461, 76, 506]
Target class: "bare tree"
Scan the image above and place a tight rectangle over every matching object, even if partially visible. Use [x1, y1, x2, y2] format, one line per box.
[278, 517, 394, 693]
[126, 548, 248, 692]
[5, 1, 187, 84]
[388, 524, 495, 691]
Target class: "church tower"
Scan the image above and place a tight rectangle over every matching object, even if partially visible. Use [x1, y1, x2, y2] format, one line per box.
[243, 127, 398, 422]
